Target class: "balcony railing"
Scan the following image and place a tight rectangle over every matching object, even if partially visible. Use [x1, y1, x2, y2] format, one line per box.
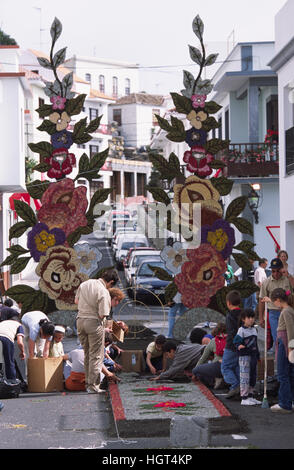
[219, 142, 279, 178]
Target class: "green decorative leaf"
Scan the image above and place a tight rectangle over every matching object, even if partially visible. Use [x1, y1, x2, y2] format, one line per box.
[37, 120, 56, 135]
[201, 116, 220, 132]
[67, 228, 83, 247]
[164, 281, 178, 303]
[14, 200, 37, 226]
[9, 221, 30, 240]
[26, 180, 50, 199]
[50, 17, 63, 44]
[215, 287, 230, 315]
[225, 196, 247, 221]
[74, 133, 92, 145]
[232, 281, 259, 297]
[148, 154, 181, 184]
[78, 153, 90, 175]
[147, 265, 173, 282]
[62, 72, 74, 99]
[192, 15, 204, 39]
[7, 245, 30, 256]
[52, 47, 67, 68]
[188, 45, 203, 65]
[170, 93, 193, 115]
[168, 152, 181, 176]
[230, 217, 253, 236]
[204, 101, 222, 115]
[232, 253, 253, 271]
[1, 253, 19, 267]
[204, 54, 219, 66]
[65, 94, 87, 116]
[33, 162, 51, 173]
[10, 257, 31, 275]
[166, 131, 186, 143]
[183, 70, 195, 95]
[205, 138, 230, 155]
[5, 284, 49, 314]
[156, 115, 172, 132]
[5, 284, 36, 302]
[73, 117, 87, 139]
[36, 104, 53, 118]
[89, 148, 109, 170]
[28, 141, 53, 158]
[88, 188, 113, 215]
[86, 116, 102, 133]
[211, 177, 234, 196]
[234, 240, 256, 252]
[145, 186, 171, 206]
[37, 57, 52, 69]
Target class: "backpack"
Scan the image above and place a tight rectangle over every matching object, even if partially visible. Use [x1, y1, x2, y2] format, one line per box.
[215, 334, 227, 357]
[0, 377, 21, 399]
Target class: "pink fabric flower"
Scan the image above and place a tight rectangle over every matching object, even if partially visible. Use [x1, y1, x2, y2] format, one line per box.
[50, 95, 67, 110]
[174, 244, 226, 309]
[183, 146, 214, 177]
[37, 178, 88, 237]
[191, 94, 207, 109]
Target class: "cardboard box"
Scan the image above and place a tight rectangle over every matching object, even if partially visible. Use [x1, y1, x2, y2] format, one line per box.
[27, 357, 64, 393]
[118, 350, 144, 373]
[257, 357, 275, 380]
[106, 320, 124, 343]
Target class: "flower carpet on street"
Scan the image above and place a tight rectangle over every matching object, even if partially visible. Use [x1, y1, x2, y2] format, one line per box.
[109, 373, 226, 421]
[2, 18, 111, 313]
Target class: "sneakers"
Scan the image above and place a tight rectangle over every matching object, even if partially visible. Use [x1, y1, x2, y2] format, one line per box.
[271, 404, 292, 414]
[86, 385, 106, 394]
[226, 385, 240, 399]
[241, 397, 261, 406]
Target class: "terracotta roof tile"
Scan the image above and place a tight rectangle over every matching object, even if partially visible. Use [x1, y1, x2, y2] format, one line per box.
[113, 93, 164, 106]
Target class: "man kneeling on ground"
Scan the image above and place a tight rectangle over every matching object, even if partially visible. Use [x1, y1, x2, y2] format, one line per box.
[150, 340, 205, 382]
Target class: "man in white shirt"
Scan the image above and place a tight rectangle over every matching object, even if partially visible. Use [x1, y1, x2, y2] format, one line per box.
[254, 258, 268, 288]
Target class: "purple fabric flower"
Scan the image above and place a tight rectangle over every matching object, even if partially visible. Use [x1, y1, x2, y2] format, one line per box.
[185, 128, 207, 148]
[201, 219, 235, 260]
[27, 223, 66, 262]
[51, 130, 73, 149]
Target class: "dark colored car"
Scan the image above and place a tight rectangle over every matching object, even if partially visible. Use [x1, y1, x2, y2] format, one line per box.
[131, 259, 172, 304]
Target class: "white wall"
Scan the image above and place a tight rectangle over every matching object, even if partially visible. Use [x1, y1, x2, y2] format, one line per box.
[274, 0, 294, 53]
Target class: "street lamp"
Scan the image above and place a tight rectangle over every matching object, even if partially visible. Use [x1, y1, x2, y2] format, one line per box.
[248, 184, 261, 224]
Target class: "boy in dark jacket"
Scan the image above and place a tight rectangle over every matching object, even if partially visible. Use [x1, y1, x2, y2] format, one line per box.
[221, 291, 242, 398]
[233, 309, 261, 406]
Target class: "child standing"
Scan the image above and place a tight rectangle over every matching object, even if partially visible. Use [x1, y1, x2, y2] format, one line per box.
[233, 309, 261, 406]
[221, 291, 242, 399]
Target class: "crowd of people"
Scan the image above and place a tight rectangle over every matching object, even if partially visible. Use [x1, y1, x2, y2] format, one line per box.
[1, 251, 294, 416]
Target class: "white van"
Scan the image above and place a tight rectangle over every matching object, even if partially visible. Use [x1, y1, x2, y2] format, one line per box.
[115, 234, 149, 267]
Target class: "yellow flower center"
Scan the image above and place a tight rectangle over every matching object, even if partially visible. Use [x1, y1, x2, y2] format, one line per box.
[35, 230, 56, 252]
[207, 229, 228, 252]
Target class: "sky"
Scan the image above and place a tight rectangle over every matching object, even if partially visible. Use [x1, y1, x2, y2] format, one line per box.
[0, 0, 287, 95]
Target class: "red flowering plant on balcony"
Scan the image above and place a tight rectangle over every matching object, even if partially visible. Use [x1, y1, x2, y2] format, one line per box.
[265, 129, 279, 145]
[146, 14, 261, 316]
[2, 17, 112, 314]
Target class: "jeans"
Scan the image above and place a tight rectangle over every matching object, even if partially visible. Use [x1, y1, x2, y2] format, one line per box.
[167, 303, 187, 338]
[0, 337, 16, 380]
[192, 361, 222, 388]
[239, 355, 257, 398]
[269, 310, 281, 346]
[221, 348, 240, 390]
[243, 293, 257, 311]
[277, 338, 294, 411]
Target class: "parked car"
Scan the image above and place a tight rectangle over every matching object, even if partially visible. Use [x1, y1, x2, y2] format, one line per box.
[130, 259, 172, 304]
[111, 226, 138, 248]
[101, 209, 131, 231]
[124, 248, 161, 286]
[115, 234, 149, 267]
[106, 217, 135, 244]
